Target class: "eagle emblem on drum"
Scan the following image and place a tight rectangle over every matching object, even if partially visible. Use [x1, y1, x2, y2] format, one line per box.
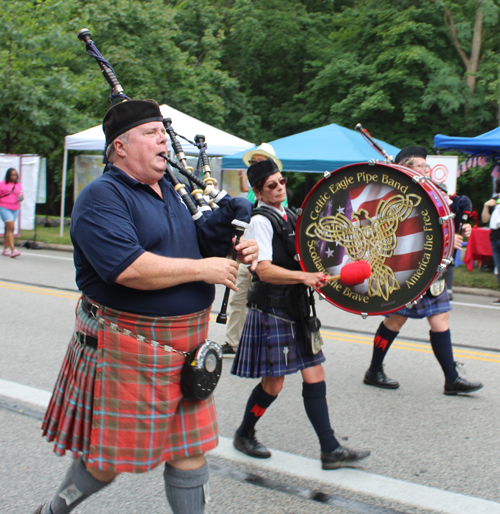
[305, 193, 422, 301]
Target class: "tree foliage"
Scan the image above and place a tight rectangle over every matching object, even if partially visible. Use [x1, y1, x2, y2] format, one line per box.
[0, 0, 499, 214]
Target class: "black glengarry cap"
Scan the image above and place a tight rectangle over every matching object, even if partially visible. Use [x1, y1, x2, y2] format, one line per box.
[247, 159, 280, 187]
[103, 100, 163, 146]
[395, 146, 428, 164]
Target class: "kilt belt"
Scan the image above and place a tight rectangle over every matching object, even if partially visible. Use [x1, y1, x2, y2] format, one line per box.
[42, 296, 218, 474]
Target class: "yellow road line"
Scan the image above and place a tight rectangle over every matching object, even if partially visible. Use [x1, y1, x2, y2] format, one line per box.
[4, 286, 499, 364]
[0, 281, 80, 300]
[320, 329, 500, 364]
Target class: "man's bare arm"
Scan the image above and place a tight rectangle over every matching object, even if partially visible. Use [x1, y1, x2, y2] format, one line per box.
[116, 253, 239, 290]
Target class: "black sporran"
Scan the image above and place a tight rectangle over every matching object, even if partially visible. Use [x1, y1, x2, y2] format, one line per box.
[301, 316, 324, 356]
[181, 340, 223, 400]
[296, 288, 324, 356]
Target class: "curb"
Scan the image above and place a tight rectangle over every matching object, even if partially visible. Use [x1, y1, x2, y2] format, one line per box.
[452, 286, 499, 298]
[15, 241, 74, 253]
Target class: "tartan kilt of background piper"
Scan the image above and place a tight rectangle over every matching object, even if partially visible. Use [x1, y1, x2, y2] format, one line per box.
[42, 299, 218, 474]
[391, 289, 451, 319]
[231, 305, 325, 378]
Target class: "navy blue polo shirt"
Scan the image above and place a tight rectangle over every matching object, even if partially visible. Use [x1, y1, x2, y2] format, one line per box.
[70, 164, 214, 316]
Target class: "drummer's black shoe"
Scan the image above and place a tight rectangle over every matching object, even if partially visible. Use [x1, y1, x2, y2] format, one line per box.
[221, 342, 237, 356]
[363, 365, 400, 389]
[233, 429, 271, 459]
[444, 376, 484, 395]
[321, 446, 371, 470]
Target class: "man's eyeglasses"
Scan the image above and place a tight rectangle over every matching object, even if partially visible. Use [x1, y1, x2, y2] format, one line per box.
[413, 163, 431, 172]
[265, 177, 287, 190]
[249, 158, 266, 164]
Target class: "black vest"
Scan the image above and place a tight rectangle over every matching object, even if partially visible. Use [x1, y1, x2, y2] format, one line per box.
[247, 205, 308, 315]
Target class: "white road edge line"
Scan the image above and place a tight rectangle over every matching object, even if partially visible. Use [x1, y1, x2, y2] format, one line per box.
[1, 378, 500, 514]
[450, 301, 500, 310]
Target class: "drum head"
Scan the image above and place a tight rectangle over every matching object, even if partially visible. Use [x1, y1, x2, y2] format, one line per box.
[296, 163, 448, 315]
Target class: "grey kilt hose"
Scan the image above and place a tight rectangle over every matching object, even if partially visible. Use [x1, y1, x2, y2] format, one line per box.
[231, 304, 325, 378]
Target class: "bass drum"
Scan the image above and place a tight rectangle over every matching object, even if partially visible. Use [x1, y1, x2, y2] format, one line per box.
[295, 162, 455, 315]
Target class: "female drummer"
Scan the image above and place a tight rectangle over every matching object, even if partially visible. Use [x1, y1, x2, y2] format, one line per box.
[231, 159, 370, 469]
[363, 146, 483, 395]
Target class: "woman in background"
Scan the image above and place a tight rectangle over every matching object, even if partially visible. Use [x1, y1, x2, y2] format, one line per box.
[481, 177, 500, 304]
[0, 168, 24, 257]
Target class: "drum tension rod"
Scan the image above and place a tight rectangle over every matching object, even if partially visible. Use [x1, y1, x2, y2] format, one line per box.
[412, 175, 432, 183]
[438, 214, 455, 224]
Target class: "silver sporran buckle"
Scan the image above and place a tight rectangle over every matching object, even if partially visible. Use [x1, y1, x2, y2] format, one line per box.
[181, 340, 223, 400]
[428, 278, 446, 297]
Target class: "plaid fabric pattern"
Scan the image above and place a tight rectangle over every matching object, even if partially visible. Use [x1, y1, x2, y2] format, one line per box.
[42, 298, 217, 474]
[231, 306, 325, 378]
[392, 289, 451, 319]
[42, 305, 98, 458]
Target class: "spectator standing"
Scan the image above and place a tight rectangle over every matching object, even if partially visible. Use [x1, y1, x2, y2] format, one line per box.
[0, 167, 24, 258]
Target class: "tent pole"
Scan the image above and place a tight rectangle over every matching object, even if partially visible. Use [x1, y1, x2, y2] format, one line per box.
[60, 148, 68, 238]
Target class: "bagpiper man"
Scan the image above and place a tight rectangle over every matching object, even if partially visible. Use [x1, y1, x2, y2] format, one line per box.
[363, 146, 483, 395]
[231, 159, 370, 469]
[34, 100, 258, 514]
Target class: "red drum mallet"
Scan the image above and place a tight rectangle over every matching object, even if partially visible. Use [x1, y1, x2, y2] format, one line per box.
[325, 260, 372, 286]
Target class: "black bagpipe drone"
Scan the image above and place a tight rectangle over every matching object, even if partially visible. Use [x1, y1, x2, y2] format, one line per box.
[77, 28, 251, 324]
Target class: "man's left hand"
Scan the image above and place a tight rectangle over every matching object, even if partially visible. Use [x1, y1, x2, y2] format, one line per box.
[235, 238, 259, 271]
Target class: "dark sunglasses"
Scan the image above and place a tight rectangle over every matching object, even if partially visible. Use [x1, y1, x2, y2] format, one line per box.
[265, 177, 287, 190]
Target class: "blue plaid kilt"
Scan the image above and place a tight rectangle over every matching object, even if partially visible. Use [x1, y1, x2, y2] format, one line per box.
[390, 289, 451, 319]
[231, 305, 325, 378]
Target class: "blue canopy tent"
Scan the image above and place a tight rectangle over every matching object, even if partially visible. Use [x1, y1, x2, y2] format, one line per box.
[221, 124, 400, 172]
[434, 127, 500, 157]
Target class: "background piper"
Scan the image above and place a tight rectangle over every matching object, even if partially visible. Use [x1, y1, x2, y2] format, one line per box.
[363, 146, 483, 395]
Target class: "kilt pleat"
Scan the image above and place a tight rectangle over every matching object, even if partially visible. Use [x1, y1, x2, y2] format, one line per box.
[231, 306, 325, 378]
[42, 330, 96, 458]
[392, 289, 451, 319]
[42, 298, 218, 474]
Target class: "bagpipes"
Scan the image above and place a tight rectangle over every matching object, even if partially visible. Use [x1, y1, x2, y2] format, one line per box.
[77, 28, 252, 261]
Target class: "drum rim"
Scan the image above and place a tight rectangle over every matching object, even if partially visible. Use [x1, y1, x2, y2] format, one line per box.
[295, 161, 455, 316]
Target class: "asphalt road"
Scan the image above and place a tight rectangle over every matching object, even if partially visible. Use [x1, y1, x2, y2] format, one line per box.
[1, 248, 499, 514]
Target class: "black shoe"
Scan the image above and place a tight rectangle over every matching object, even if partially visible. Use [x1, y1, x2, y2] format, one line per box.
[221, 342, 236, 356]
[321, 445, 371, 470]
[233, 430, 271, 459]
[363, 366, 400, 389]
[444, 376, 484, 395]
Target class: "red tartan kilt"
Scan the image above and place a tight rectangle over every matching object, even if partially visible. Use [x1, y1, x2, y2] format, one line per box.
[42, 310, 99, 458]
[42, 300, 218, 473]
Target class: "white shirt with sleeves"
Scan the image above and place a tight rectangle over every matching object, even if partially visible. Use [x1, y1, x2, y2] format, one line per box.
[243, 202, 287, 263]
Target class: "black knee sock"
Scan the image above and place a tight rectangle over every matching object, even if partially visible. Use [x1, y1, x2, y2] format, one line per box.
[430, 329, 458, 383]
[43, 457, 113, 514]
[302, 381, 340, 453]
[237, 382, 277, 438]
[368, 321, 399, 373]
[164, 462, 209, 514]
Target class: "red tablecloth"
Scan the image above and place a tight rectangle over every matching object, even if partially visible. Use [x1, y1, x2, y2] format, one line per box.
[463, 227, 493, 271]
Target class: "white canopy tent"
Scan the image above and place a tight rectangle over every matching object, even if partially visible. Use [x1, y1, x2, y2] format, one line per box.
[60, 104, 254, 235]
